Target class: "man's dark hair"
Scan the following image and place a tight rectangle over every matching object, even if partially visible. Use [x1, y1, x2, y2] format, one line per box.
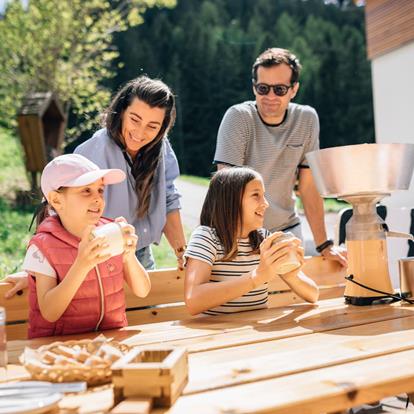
[252, 48, 302, 84]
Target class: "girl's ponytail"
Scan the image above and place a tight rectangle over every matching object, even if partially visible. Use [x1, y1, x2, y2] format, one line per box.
[29, 200, 50, 232]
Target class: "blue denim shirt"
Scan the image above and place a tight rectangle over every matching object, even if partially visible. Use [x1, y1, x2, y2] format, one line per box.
[74, 128, 181, 249]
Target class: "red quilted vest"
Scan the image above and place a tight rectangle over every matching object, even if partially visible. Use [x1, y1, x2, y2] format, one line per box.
[27, 215, 127, 339]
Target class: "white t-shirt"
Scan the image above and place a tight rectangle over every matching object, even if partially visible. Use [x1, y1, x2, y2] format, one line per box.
[23, 245, 56, 278]
[185, 225, 270, 315]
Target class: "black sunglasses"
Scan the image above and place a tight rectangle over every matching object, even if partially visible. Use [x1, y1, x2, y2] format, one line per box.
[253, 82, 293, 97]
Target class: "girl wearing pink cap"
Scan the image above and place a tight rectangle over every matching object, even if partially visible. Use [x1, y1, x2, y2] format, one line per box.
[3, 76, 185, 298]
[24, 154, 151, 339]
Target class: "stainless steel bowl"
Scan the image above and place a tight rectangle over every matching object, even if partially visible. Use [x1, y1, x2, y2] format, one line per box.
[306, 143, 414, 197]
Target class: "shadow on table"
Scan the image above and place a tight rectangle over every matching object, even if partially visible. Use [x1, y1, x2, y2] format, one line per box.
[295, 303, 414, 336]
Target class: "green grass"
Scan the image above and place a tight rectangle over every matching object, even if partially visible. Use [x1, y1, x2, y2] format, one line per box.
[323, 198, 350, 213]
[152, 227, 193, 269]
[179, 174, 210, 187]
[0, 199, 32, 278]
[0, 128, 32, 279]
[296, 197, 349, 213]
[0, 129, 29, 199]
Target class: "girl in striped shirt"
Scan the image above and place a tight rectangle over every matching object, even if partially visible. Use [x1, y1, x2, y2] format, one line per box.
[184, 167, 318, 315]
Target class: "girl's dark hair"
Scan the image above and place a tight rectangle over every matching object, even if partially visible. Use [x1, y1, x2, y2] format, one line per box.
[30, 188, 66, 231]
[104, 76, 176, 218]
[200, 167, 264, 261]
[29, 200, 52, 231]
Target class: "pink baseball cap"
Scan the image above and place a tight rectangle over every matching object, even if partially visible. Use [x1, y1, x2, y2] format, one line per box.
[41, 154, 126, 201]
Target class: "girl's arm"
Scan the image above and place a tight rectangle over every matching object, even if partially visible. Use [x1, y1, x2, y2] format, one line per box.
[279, 269, 319, 303]
[116, 218, 151, 297]
[185, 258, 257, 316]
[123, 255, 151, 297]
[36, 226, 111, 322]
[272, 234, 319, 303]
[185, 232, 316, 315]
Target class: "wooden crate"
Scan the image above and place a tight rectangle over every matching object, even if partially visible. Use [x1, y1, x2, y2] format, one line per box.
[112, 347, 188, 407]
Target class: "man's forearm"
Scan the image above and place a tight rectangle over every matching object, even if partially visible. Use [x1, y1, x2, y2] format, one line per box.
[298, 169, 329, 246]
[304, 199, 326, 245]
[300, 190, 327, 246]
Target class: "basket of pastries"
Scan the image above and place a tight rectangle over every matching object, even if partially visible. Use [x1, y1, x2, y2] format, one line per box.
[20, 335, 131, 386]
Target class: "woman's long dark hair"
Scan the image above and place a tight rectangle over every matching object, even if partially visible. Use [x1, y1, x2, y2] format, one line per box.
[104, 76, 176, 218]
[200, 167, 264, 261]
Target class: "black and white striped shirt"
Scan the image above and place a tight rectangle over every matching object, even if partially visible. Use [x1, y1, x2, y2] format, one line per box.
[185, 226, 270, 315]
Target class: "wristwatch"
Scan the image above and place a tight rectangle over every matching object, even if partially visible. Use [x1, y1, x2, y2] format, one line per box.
[315, 239, 334, 253]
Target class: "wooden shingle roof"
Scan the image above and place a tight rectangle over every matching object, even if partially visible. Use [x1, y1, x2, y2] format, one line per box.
[18, 92, 65, 119]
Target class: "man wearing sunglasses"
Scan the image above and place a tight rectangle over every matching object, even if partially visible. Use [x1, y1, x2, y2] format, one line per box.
[214, 48, 346, 266]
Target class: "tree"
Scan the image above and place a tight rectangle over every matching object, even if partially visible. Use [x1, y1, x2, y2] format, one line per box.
[0, 0, 175, 138]
[110, 0, 372, 176]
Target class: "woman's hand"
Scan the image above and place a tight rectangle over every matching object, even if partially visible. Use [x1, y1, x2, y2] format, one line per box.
[75, 225, 111, 272]
[253, 232, 303, 287]
[3, 271, 29, 298]
[175, 246, 186, 271]
[115, 217, 138, 261]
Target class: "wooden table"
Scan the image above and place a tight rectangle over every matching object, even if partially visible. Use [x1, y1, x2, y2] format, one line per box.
[6, 297, 414, 414]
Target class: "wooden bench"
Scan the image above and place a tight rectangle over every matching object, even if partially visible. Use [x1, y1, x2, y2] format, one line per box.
[0, 256, 346, 340]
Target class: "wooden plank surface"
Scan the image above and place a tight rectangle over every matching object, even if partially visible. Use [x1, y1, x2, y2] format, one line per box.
[365, 0, 414, 59]
[126, 304, 191, 326]
[0, 256, 343, 322]
[152, 348, 414, 414]
[0, 256, 345, 341]
[185, 314, 414, 394]
[6, 298, 414, 414]
[8, 298, 414, 364]
[125, 269, 185, 308]
[122, 300, 414, 354]
[0, 364, 30, 383]
[0, 284, 29, 321]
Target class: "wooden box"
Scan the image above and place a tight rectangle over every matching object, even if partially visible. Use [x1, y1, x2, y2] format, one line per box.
[112, 347, 188, 407]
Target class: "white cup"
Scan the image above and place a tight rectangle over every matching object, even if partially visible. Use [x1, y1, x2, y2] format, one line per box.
[273, 232, 301, 275]
[91, 222, 126, 257]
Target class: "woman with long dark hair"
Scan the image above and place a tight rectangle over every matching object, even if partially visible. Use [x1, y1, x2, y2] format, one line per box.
[74, 76, 186, 269]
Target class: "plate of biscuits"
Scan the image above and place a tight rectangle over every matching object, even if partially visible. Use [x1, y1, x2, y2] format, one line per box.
[20, 335, 131, 386]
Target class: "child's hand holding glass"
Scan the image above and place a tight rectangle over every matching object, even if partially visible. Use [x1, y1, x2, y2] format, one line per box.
[75, 225, 112, 272]
[114, 217, 138, 261]
[253, 232, 304, 287]
[88, 218, 138, 262]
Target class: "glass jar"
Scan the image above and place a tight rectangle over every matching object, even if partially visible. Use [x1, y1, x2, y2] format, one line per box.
[0, 307, 7, 368]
